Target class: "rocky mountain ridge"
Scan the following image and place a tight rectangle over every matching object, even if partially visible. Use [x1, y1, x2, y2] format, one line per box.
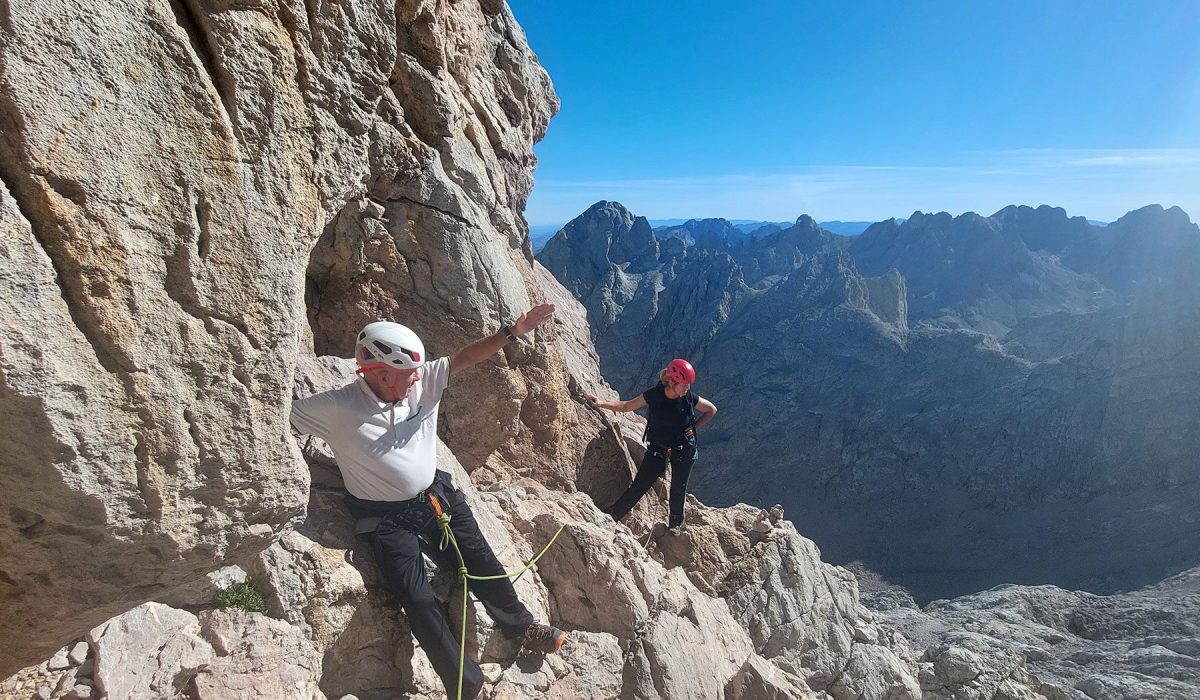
[537, 200, 1200, 602]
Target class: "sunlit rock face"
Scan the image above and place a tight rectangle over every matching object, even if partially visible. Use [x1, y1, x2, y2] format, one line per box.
[0, 0, 325, 668]
[0, 0, 566, 671]
[540, 201, 1200, 601]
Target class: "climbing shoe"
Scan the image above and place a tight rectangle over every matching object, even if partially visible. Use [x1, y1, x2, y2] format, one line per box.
[522, 622, 568, 654]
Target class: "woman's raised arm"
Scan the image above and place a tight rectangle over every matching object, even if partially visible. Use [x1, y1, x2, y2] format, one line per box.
[585, 393, 647, 413]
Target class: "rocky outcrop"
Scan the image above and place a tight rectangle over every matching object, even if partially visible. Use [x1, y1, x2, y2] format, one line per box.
[861, 565, 1200, 699]
[538, 201, 1200, 601]
[0, 0, 318, 664]
[0, 604, 323, 700]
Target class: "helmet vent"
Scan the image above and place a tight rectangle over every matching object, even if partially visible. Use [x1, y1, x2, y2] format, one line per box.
[373, 340, 394, 354]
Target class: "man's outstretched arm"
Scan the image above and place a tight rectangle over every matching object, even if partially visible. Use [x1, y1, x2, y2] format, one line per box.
[449, 303, 555, 375]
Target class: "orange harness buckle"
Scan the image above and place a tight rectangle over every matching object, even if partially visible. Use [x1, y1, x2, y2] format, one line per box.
[428, 492, 445, 518]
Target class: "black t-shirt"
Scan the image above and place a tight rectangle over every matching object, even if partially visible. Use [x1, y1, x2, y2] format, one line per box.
[641, 383, 698, 447]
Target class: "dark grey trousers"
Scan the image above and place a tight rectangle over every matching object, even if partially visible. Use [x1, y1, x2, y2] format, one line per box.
[347, 471, 534, 699]
[603, 443, 697, 528]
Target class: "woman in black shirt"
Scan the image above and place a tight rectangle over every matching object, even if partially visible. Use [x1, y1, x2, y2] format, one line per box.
[585, 358, 718, 532]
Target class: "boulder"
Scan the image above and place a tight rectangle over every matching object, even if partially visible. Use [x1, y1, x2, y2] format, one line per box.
[87, 603, 213, 700]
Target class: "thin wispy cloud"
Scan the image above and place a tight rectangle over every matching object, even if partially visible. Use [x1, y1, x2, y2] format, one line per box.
[526, 149, 1200, 225]
[1065, 153, 1200, 168]
[989, 148, 1200, 168]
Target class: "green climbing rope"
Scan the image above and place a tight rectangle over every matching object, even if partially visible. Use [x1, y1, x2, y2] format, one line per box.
[429, 495, 567, 700]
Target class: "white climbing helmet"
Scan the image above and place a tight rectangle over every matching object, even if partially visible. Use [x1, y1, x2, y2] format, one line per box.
[354, 322, 425, 372]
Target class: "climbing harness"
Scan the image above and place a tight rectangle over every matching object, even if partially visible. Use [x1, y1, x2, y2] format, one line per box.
[426, 491, 567, 700]
[647, 441, 698, 462]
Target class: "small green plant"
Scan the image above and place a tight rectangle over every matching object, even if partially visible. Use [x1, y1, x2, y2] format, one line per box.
[214, 581, 268, 614]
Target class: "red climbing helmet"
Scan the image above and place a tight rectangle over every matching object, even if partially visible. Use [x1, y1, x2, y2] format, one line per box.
[664, 358, 696, 385]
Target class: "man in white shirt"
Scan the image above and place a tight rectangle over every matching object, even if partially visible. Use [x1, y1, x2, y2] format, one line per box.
[291, 303, 563, 700]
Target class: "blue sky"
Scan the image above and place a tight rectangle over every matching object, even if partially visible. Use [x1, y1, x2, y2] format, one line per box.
[507, 1, 1200, 225]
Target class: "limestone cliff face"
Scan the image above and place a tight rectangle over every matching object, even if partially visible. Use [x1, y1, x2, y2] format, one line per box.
[0, 0, 569, 671]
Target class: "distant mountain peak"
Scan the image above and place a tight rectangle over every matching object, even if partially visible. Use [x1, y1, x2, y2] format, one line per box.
[1112, 203, 1196, 230]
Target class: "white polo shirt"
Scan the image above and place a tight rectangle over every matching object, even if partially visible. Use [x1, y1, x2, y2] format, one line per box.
[290, 357, 450, 501]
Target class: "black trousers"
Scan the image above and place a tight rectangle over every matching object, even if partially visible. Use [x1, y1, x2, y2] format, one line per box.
[347, 471, 534, 699]
[603, 443, 696, 528]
